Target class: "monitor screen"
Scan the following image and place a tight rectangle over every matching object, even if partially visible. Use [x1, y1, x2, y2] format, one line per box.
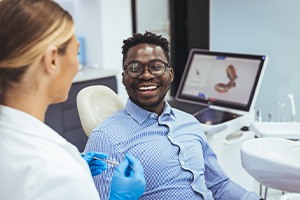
[175, 49, 268, 112]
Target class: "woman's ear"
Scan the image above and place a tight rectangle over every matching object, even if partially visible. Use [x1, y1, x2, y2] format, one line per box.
[43, 45, 59, 74]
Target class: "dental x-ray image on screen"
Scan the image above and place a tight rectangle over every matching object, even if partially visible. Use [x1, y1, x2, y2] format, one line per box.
[175, 49, 268, 125]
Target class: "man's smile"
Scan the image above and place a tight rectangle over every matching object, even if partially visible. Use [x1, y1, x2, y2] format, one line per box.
[138, 85, 158, 91]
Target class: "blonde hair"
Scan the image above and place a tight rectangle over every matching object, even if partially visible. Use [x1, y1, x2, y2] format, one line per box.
[0, 0, 74, 102]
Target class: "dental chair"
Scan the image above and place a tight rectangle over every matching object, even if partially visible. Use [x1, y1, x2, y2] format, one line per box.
[76, 85, 124, 137]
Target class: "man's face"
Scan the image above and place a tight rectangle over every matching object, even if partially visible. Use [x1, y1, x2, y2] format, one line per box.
[122, 43, 174, 115]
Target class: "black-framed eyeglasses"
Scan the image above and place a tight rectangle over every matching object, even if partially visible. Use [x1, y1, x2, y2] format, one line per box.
[123, 59, 170, 78]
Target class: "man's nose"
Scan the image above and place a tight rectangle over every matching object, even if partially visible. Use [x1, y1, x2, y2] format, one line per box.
[139, 66, 154, 78]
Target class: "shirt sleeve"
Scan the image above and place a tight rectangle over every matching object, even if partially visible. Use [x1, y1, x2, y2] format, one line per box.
[201, 137, 261, 200]
[84, 128, 122, 200]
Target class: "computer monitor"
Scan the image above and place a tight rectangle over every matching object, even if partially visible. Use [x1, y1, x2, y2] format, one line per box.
[175, 49, 268, 124]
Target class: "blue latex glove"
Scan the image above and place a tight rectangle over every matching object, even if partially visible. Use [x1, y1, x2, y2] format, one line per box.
[81, 152, 108, 176]
[109, 154, 146, 200]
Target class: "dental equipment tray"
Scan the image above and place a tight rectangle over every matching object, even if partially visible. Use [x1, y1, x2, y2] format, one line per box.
[250, 122, 300, 139]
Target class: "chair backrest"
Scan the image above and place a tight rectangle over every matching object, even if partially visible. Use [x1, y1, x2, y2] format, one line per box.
[76, 85, 124, 137]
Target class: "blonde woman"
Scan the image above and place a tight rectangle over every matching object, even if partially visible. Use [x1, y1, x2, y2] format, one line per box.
[0, 0, 145, 199]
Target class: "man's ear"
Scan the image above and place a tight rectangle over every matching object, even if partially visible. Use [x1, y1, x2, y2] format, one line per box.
[43, 45, 59, 74]
[169, 67, 174, 82]
[122, 72, 125, 85]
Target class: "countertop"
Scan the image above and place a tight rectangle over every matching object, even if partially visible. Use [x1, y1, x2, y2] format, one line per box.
[73, 67, 119, 83]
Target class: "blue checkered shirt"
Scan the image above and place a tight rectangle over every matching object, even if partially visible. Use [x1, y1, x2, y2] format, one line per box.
[84, 99, 261, 200]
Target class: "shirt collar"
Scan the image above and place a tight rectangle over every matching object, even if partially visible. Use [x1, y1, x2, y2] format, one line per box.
[125, 99, 176, 124]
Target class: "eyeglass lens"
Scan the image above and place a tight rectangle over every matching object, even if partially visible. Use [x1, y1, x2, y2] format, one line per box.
[125, 60, 168, 77]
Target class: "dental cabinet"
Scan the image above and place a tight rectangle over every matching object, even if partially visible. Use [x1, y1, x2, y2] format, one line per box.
[45, 68, 118, 152]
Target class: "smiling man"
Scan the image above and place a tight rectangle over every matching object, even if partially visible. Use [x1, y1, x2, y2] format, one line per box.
[85, 31, 263, 200]
[122, 41, 173, 115]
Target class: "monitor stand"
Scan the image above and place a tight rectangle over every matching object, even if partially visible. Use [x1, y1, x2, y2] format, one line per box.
[193, 108, 241, 125]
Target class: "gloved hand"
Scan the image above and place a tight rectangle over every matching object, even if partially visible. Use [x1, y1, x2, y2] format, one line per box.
[109, 154, 146, 200]
[81, 151, 108, 176]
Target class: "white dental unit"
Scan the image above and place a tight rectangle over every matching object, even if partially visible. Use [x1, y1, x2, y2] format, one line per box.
[241, 93, 300, 198]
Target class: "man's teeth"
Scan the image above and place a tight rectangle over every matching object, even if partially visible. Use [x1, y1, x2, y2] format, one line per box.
[139, 86, 157, 90]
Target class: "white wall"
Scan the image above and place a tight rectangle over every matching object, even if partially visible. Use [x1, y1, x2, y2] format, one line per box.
[98, 1, 132, 102]
[56, 0, 132, 102]
[210, 0, 300, 122]
[136, 0, 170, 41]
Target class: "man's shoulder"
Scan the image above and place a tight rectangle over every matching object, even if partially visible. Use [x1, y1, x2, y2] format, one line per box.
[171, 107, 196, 118]
[96, 109, 134, 130]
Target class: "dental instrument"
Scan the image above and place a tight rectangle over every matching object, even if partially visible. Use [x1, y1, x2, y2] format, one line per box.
[277, 100, 285, 122]
[267, 109, 273, 122]
[256, 110, 262, 122]
[81, 153, 120, 165]
[287, 94, 296, 122]
[92, 156, 120, 165]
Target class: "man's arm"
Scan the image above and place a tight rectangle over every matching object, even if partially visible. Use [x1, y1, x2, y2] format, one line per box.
[201, 139, 262, 200]
[84, 129, 122, 200]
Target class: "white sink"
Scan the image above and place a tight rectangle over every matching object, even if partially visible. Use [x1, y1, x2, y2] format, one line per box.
[250, 122, 300, 139]
[241, 138, 300, 192]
